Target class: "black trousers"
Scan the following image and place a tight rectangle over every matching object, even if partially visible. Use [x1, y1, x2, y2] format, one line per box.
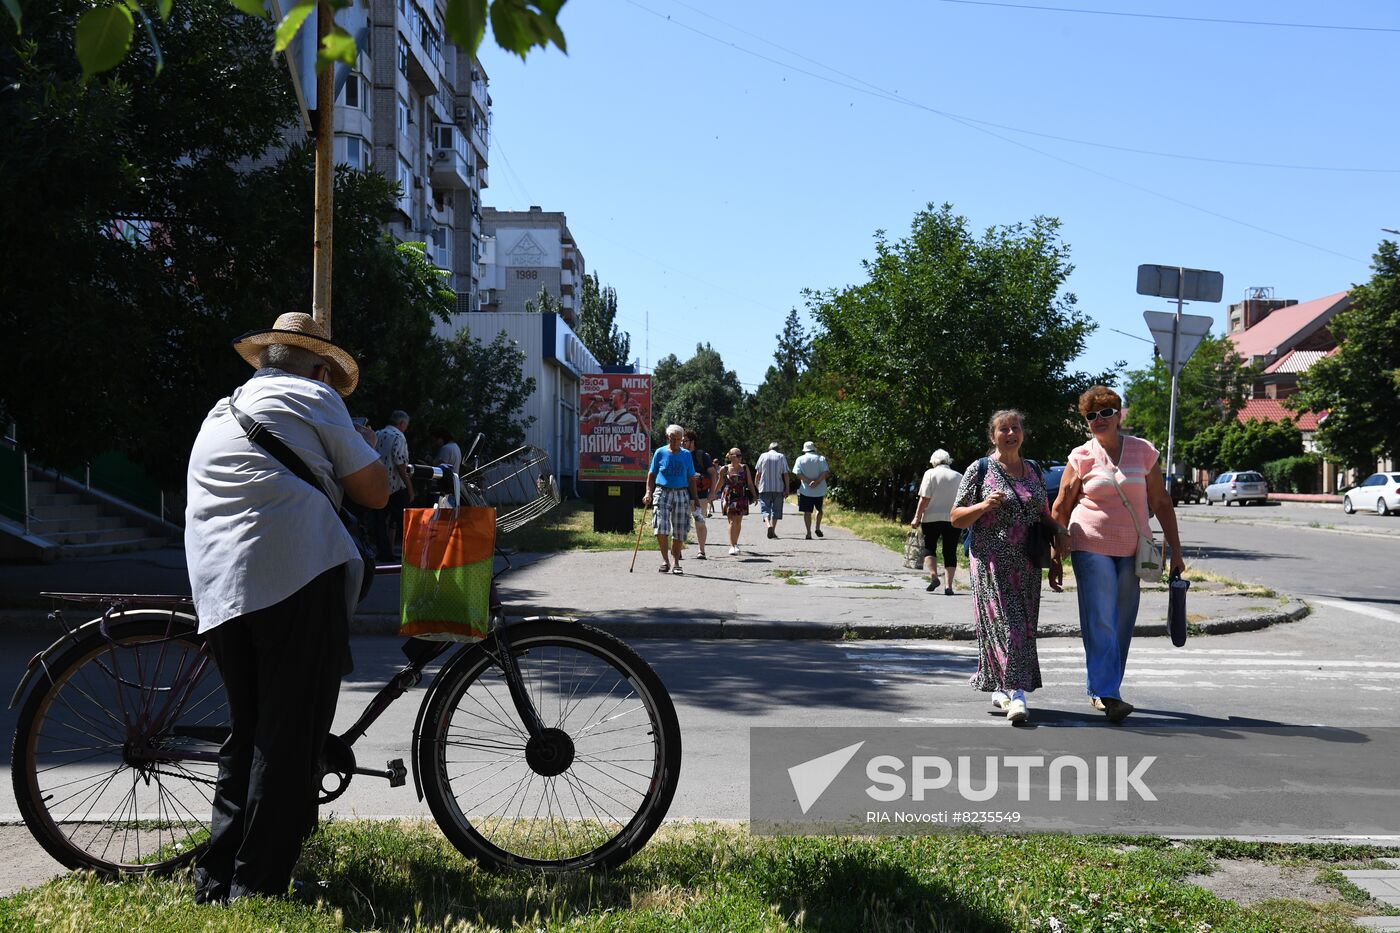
[371, 487, 411, 561]
[194, 564, 350, 902]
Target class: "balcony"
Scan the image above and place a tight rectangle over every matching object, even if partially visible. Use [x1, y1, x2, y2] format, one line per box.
[401, 22, 440, 95]
[476, 163, 488, 189]
[430, 124, 472, 189]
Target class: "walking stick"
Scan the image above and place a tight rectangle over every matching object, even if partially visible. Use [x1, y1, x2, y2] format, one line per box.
[629, 504, 650, 573]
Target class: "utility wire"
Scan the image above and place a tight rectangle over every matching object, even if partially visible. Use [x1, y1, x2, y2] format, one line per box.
[628, 0, 1368, 262]
[933, 0, 1400, 35]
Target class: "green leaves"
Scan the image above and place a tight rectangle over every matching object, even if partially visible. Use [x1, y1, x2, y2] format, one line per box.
[318, 24, 357, 70]
[444, 0, 567, 58]
[227, 0, 270, 16]
[76, 5, 135, 76]
[4, 0, 22, 34]
[274, 0, 315, 52]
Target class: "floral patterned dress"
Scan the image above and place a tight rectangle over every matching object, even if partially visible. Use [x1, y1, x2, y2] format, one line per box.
[718, 464, 752, 516]
[954, 457, 1048, 693]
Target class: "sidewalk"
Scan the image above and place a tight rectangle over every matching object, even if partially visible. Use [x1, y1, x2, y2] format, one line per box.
[0, 519, 1307, 639]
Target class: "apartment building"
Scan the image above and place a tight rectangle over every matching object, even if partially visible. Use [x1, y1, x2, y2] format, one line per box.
[324, 0, 491, 314]
[476, 207, 585, 327]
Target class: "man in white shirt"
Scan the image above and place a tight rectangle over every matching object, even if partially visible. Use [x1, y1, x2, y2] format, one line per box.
[753, 442, 790, 539]
[185, 312, 389, 903]
[373, 410, 414, 559]
[792, 441, 831, 539]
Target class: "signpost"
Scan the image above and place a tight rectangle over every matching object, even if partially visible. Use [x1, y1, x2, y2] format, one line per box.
[1136, 264, 1225, 479]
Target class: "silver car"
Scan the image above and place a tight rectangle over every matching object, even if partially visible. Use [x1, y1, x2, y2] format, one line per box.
[1205, 470, 1268, 506]
[1343, 472, 1400, 516]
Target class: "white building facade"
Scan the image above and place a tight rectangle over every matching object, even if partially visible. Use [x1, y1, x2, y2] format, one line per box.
[475, 207, 585, 326]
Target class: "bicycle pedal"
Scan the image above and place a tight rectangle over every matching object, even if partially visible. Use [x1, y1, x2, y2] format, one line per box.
[387, 758, 407, 788]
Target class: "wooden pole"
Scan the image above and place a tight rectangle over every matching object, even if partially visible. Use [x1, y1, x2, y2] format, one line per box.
[311, 0, 335, 335]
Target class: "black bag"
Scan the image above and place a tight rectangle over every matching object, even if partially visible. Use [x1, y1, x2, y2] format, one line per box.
[1024, 460, 1055, 570]
[1168, 571, 1190, 647]
[229, 401, 376, 604]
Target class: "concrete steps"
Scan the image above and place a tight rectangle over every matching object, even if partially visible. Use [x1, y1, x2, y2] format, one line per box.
[18, 475, 171, 557]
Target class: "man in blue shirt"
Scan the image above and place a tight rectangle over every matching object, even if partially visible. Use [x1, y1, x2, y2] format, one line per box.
[642, 423, 698, 574]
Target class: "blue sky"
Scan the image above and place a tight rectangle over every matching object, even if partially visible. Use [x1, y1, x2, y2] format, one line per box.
[478, 0, 1400, 391]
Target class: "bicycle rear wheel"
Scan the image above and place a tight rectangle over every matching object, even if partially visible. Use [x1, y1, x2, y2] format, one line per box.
[11, 614, 227, 875]
[417, 619, 681, 872]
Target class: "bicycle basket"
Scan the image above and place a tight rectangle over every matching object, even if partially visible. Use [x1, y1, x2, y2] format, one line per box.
[459, 445, 561, 533]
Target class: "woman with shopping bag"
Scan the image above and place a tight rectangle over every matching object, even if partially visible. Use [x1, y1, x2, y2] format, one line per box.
[1050, 386, 1185, 723]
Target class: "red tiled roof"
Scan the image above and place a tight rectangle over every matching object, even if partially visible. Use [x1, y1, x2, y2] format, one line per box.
[1262, 348, 1332, 375]
[1236, 399, 1320, 431]
[1228, 290, 1350, 362]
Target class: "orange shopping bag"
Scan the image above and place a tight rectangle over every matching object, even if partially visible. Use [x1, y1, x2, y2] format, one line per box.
[399, 505, 496, 641]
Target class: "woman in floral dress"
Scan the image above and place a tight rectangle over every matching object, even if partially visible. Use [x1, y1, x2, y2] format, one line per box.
[951, 410, 1065, 724]
[715, 447, 760, 556]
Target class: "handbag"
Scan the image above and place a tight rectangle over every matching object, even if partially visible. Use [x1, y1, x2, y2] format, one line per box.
[1098, 445, 1164, 582]
[230, 402, 377, 603]
[1168, 572, 1191, 647]
[903, 528, 929, 570]
[1020, 460, 1055, 570]
[400, 495, 497, 642]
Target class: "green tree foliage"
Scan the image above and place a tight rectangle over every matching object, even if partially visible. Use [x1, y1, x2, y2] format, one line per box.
[0, 5, 534, 484]
[430, 330, 537, 459]
[1260, 454, 1321, 494]
[523, 284, 563, 315]
[1291, 240, 1400, 470]
[650, 345, 743, 457]
[1122, 335, 1259, 453]
[795, 204, 1111, 486]
[574, 273, 631, 367]
[721, 309, 812, 464]
[1180, 419, 1303, 474]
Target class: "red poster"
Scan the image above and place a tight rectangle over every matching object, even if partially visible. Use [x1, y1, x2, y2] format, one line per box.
[578, 373, 652, 481]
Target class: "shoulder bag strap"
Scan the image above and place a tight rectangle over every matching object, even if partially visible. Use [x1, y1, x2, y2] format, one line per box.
[228, 400, 336, 507]
[1096, 442, 1148, 542]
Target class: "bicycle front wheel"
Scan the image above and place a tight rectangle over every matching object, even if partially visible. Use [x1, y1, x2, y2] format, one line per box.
[417, 619, 681, 872]
[11, 614, 227, 875]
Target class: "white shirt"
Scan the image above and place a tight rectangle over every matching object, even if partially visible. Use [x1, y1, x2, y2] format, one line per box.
[376, 424, 410, 493]
[792, 452, 830, 498]
[917, 464, 964, 523]
[435, 441, 462, 472]
[755, 450, 790, 493]
[184, 371, 380, 633]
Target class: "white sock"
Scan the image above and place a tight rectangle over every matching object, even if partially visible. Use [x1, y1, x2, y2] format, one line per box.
[991, 690, 1011, 706]
[1012, 688, 1027, 704]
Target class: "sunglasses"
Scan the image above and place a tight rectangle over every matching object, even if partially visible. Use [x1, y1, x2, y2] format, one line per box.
[1084, 408, 1118, 422]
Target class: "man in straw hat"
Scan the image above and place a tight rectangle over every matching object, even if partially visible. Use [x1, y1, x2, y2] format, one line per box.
[184, 312, 389, 903]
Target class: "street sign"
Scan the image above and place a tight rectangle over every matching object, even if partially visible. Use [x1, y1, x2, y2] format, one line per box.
[1136, 265, 1224, 303]
[1144, 310, 1213, 375]
[266, 0, 364, 132]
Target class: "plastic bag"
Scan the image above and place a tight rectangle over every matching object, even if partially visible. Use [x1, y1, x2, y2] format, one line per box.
[399, 504, 496, 641]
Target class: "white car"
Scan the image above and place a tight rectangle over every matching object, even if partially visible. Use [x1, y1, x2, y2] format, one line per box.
[1343, 472, 1400, 516]
[1205, 471, 1268, 506]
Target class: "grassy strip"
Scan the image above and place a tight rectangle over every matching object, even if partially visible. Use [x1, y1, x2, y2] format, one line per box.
[2, 822, 1392, 932]
[822, 501, 971, 568]
[498, 500, 648, 553]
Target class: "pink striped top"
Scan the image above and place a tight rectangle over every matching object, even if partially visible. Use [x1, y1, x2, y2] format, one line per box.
[1067, 435, 1159, 557]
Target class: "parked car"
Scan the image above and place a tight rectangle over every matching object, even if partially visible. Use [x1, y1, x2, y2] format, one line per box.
[1205, 471, 1268, 506]
[1041, 461, 1066, 498]
[1342, 472, 1400, 515]
[1168, 475, 1205, 506]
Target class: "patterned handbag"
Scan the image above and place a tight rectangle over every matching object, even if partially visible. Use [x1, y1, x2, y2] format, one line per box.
[903, 528, 929, 570]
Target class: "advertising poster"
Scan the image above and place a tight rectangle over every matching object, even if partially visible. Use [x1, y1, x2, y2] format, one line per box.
[578, 373, 652, 481]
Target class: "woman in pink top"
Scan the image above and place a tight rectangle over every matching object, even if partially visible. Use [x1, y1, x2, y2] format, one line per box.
[1051, 386, 1184, 723]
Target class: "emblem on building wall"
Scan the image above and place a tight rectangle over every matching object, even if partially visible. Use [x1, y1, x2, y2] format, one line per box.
[506, 232, 548, 267]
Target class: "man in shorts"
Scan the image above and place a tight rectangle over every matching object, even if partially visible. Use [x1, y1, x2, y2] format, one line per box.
[642, 424, 698, 574]
[792, 440, 831, 539]
[753, 442, 790, 539]
[682, 429, 718, 559]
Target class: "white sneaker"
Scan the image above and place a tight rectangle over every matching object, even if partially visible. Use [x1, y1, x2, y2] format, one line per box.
[1007, 698, 1029, 724]
[728, 546, 739, 556]
[990, 691, 1011, 710]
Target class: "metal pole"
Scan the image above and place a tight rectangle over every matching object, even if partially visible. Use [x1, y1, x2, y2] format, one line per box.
[1164, 268, 1184, 483]
[311, 0, 335, 335]
[21, 450, 30, 535]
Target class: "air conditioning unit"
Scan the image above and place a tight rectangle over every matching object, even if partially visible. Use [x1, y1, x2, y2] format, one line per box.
[454, 105, 470, 121]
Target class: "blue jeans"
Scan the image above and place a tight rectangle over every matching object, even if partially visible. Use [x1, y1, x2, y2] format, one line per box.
[1071, 551, 1141, 700]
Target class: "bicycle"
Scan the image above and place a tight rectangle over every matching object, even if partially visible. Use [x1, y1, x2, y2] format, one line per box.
[9, 443, 681, 878]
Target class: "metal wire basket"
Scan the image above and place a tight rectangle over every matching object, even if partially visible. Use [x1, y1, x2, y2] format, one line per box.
[459, 445, 561, 533]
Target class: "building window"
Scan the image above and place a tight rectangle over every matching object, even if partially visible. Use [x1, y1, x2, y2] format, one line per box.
[338, 135, 371, 170]
[398, 36, 408, 76]
[397, 158, 412, 203]
[397, 96, 409, 138]
[341, 73, 362, 109]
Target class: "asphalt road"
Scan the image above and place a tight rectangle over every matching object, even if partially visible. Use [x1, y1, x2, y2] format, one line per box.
[3, 514, 1398, 893]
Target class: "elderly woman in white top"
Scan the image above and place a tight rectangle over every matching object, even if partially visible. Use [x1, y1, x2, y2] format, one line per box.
[911, 449, 964, 594]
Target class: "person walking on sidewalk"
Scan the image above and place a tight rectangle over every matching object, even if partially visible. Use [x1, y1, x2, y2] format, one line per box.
[372, 410, 414, 560]
[792, 441, 831, 539]
[951, 409, 1064, 726]
[911, 448, 963, 594]
[716, 447, 760, 555]
[1050, 386, 1185, 724]
[185, 312, 390, 902]
[682, 429, 718, 559]
[642, 424, 698, 574]
[754, 442, 790, 539]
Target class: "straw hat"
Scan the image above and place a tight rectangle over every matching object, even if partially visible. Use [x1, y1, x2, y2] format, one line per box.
[232, 312, 359, 396]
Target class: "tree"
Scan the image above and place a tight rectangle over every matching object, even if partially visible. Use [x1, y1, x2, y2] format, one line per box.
[523, 284, 563, 315]
[794, 204, 1111, 489]
[428, 331, 536, 459]
[574, 272, 631, 367]
[1122, 335, 1259, 458]
[1291, 240, 1400, 470]
[1178, 418, 1303, 474]
[650, 344, 743, 457]
[720, 309, 812, 464]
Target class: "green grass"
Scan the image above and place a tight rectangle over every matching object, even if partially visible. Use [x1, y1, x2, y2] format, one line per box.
[2, 821, 1392, 932]
[498, 500, 649, 553]
[822, 501, 972, 568]
[772, 569, 810, 586]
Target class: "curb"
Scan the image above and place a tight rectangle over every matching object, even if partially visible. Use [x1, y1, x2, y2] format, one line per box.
[1175, 512, 1400, 540]
[0, 600, 1313, 642]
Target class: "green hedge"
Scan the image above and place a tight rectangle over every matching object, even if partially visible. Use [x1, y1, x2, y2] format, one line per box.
[1261, 454, 1321, 494]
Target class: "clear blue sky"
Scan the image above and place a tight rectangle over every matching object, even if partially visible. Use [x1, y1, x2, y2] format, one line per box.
[478, 0, 1400, 391]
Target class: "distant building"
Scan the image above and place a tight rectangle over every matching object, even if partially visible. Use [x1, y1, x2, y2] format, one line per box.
[476, 207, 585, 326]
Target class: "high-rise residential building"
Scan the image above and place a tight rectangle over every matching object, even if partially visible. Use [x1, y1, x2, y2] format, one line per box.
[320, 0, 490, 314]
[476, 207, 585, 326]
